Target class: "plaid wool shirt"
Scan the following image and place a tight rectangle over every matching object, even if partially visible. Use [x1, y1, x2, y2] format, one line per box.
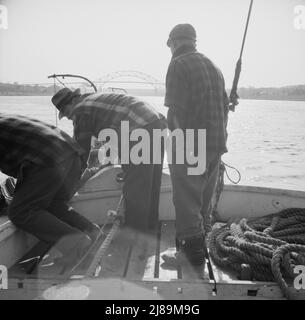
[0, 113, 84, 178]
[165, 45, 228, 154]
[71, 93, 163, 166]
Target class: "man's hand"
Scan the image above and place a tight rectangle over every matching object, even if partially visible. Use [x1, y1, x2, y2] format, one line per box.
[167, 107, 182, 130]
[80, 167, 101, 182]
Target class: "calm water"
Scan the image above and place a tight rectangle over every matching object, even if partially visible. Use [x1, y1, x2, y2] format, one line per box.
[0, 96, 305, 191]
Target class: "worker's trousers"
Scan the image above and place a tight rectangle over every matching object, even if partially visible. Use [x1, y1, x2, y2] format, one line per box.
[121, 119, 166, 233]
[169, 151, 221, 240]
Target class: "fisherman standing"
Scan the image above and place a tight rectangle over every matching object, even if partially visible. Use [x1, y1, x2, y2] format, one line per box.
[163, 24, 228, 266]
[0, 113, 100, 265]
[52, 89, 166, 233]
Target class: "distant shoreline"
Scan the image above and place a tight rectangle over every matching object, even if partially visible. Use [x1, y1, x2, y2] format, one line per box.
[238, 97, 305, 102]
[0, 94, 305, 103]
[1, 83, 305, 102]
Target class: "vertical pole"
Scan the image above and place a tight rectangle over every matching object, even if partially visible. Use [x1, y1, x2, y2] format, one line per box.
[53, 79, 58, 127]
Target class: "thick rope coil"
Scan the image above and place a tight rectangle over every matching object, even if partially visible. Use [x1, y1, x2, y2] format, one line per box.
[271, 244, 305, 300]
[208, 208, 305, 299]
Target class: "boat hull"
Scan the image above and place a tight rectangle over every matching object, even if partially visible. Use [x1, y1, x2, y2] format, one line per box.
[71, 166, 305, 224]
[1, 166, 305, 300]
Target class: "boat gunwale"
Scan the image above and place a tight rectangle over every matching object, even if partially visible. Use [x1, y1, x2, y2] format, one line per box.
[3, 275, 286, 300]
[223, 184, 305, 198]
[72, 183, 305, 202]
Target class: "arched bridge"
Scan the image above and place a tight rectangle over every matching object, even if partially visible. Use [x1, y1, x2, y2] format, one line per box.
[98, 70, 164, 92]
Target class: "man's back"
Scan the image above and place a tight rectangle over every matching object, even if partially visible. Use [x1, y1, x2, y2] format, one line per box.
[163, 23, 227, 266]
[165, 47, 228, 154]
[72, 93, 161, 135]
[0, 113, 83, 177]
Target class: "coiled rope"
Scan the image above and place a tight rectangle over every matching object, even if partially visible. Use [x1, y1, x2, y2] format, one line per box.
[208, 207, 305, 299]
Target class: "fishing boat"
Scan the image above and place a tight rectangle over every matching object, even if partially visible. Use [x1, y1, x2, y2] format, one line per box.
[1, 0, 304, 300]
[1, 165, 305, 300]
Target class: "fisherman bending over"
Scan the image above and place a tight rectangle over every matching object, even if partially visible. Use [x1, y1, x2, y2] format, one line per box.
[0, 113, 100, 266]
[52, 89, 166, 233]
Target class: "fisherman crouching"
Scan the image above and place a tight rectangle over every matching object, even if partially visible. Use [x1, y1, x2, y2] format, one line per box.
[0, 113, 100, 267]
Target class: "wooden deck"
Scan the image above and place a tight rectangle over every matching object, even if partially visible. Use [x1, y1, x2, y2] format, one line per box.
[2, 220, 291, 299]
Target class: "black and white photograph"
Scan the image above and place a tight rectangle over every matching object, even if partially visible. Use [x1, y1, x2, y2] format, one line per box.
[0, 0, 305, 303]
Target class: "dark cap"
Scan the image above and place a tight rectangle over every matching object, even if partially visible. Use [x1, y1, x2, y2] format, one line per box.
[167, 24, 196, 46]
[51, 88, 80, 119]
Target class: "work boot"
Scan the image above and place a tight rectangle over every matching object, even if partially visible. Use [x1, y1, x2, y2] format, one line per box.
[162, 234, 206, 267]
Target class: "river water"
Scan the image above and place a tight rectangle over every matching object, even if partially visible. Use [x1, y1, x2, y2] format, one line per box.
[0, 96, 305, 191]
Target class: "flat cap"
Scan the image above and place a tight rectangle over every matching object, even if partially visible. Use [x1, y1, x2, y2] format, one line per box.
[167, 24, 196, 46]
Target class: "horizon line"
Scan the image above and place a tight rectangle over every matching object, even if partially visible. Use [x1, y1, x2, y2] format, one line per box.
[1, 81, 305, 89]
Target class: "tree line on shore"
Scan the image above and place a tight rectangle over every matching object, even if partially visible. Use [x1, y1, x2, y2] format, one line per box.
[0, 82, 305, 101]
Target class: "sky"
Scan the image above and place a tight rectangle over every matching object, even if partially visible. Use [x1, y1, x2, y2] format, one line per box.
[0, 0, 305, 88]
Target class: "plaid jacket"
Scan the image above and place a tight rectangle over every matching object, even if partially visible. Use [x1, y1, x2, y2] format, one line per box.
[71, 93, 163, 167]
[165, 45, 228, 153]
[0, 113, 84, 178]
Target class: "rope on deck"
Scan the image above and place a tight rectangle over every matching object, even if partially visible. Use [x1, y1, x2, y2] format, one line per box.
[208, 208, 305, 299]
[85, 218, 121, 277]
[85, 194, 125, 277]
